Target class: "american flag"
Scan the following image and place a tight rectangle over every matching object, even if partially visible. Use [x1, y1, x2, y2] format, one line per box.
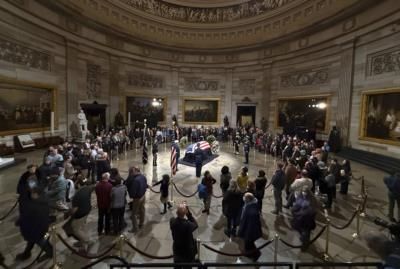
[185, 141, 210, 154]
[171, 145, 177, 176]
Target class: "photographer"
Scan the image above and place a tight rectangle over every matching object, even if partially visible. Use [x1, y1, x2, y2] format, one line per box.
[170, 202, 198, 269]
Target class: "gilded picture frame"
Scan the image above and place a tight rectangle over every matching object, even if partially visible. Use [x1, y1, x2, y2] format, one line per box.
[0, 78, 57, 136]
[125, 95, 167, 128]
[359, 88, 400, 146]
[275, 95, 330, 133]
[182, 97, 220, 125]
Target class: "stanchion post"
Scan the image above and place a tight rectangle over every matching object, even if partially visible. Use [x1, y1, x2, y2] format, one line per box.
[118, 234, 125, 258]
[110, 150, 113, 166]
[352, 207, 360, 239]
[274, 233, 279, 264]
[50, 225, 61, 269]
[358, 177, 365, 199]
[323, 219, 330, 261]
[197, 238, 201, 262]
[116, 146, 119, 161]
[170, 180, 174, 204]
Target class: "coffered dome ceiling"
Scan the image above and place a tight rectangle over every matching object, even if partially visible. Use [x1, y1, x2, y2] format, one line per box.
[39, 0, 378, 51]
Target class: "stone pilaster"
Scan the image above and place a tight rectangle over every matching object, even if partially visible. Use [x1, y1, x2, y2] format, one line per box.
[337, 41, 355, 146]
[262, 61, 273, 131]
[66, 40, 79, 137]
[225, 68, 233, 126]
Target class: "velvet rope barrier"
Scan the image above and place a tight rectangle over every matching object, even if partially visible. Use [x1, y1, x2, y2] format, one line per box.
[124, 239, 173, 259]
[0, 200, 18, 221]
[148, 186, 161, 194]
[279, 225, 327, 249]
[201, 239, 274, 257]
[329, 209, 358, 230]
[265, 182, 272, 190]
[57, 234, 117, 259]
[80, 255, 129, 269]
[172, 182, 198, 198]
[211, 193, 223, 198]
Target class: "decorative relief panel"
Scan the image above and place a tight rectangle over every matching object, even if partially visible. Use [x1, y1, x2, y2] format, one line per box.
[118, 0, 294, 24]
[280, 69, 329, 87]
[86, 63, 101, 99]
[367, 45, 400, 76]
[185, 78, 218, 91]
[239, 79, 256, 94]
[127, 72, 164, 88]
[0, 37, 50, 71]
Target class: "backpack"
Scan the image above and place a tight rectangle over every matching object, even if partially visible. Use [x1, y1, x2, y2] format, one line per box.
[198, 183, 208, 199]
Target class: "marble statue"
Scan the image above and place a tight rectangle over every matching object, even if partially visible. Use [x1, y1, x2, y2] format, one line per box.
[78, 110, 88, 132]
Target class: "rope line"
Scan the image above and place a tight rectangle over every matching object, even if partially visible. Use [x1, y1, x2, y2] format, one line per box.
[124, 239, 173, 259]
[80, 255, 129, 269]
[148, 186, 161, 194]
[279, 225, 327, 249]
[211, 193, 223, 198]
[0, 200, 18, 221]
[202, 239, 274, 257]
[172, 183, 198, 198]
[265, 182, 272, 190]
[329, 210, 358, 230]
[57, 234, 117, 259]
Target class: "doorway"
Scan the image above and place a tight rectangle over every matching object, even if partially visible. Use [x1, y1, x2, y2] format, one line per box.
[236, 105, 256, 127]
[80, 102, 107, 134]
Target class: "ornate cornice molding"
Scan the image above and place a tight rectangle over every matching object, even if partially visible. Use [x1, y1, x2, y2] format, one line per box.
[40, 0, 367, 50]
[118, 0, 294, 24]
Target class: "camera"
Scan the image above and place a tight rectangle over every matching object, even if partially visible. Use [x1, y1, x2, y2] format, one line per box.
[374, 217, 400, 242]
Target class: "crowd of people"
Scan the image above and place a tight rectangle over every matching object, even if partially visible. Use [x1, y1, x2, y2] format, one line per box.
[10, 124, 400, 267]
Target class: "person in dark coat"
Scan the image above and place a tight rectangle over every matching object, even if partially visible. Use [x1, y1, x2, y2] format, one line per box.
[37, 157, 53, 189]
[271, 162, 286, 215]
[95, 153, 111, 182]
[238, 192, 262, 261]
[384, 171, 400, 222]
[291, 187, 317, 250]
[170, 202, 198, 269]
[219, 166, 232, 195]
[153, 174, 173, 214]
[201, 171, 216, 214]
[16, 186, 53, 262]
[152, 140, 159, 166]
[194, 144, 203, 178]
[339, 159, 352, 194]
[243, 140, 250, 164]
[222, 181, 243, 237]
[254, 170, 268, 212]
[16, 164, 39, 206]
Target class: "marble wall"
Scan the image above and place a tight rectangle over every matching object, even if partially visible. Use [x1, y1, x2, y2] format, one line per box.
[0, 0, 399, 158]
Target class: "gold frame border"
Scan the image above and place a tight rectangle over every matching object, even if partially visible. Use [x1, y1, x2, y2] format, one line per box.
[359, 87, 400, 147]
[123, 94, 168, 125]
[181, 97, 221, 125]
[0, 77, 57, 136]
[274, 95, 331, 134]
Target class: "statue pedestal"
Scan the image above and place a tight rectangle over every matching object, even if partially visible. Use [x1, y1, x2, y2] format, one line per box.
[76, 130, 88, 142]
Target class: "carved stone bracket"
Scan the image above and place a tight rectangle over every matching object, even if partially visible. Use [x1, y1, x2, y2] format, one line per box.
[86, 63, 101, 99]
[280, 69, 329, 87]
[184, 78, 218, 91]
[0, 36, 51, 71]
[367, 45, 400, 76]
[127, 72, 164, 88]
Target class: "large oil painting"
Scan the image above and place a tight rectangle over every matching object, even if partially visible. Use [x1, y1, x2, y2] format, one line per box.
[360, 88, 400, 146]
[183, 98, 220, 124]
[276, 96, 329, 132]
[126, 96, 166, 128]
[0, 80, 55, 135]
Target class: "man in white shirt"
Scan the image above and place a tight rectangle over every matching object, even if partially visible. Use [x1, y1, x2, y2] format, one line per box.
[290, 170, 313, 198]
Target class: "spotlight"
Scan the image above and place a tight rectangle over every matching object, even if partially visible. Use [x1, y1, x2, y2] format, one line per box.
[317, 102, 327, 109]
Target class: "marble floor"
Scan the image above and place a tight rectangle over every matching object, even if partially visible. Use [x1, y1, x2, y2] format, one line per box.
[0, 142, 392, 269]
